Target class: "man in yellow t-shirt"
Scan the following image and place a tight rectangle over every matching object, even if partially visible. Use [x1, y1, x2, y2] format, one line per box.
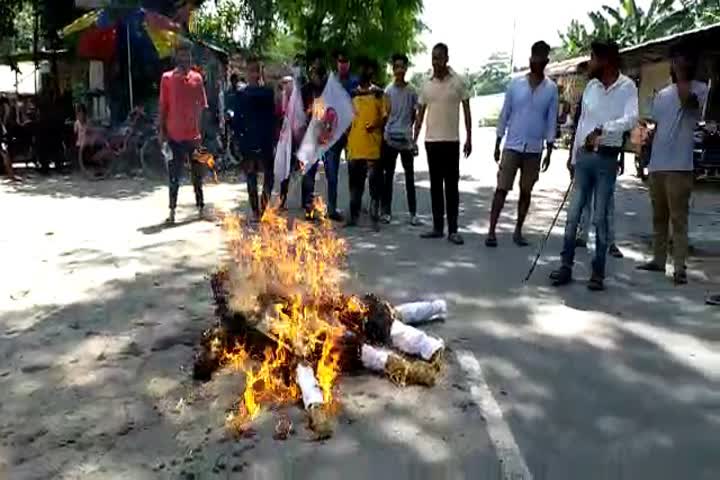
[346, 57, 385, 230]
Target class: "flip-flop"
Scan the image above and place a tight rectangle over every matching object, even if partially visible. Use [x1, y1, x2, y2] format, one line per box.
[485, 237, 498, 248]
[513, 235, 529, 247]
[706, 294, 720, 306]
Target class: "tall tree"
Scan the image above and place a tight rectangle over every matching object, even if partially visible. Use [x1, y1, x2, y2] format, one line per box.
[557, 0, 693, 56]
[275, 0, 425, 63]
[467, 52, 511, 97]
[192, 0, 277, 53]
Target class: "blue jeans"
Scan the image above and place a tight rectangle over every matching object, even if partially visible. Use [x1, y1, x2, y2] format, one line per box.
[561, 151, 618, 278]
[577, 189, 616, 245]
[301, 135, 345, 213]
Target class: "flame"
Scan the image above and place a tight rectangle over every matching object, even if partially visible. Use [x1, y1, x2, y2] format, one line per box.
[220, 198, 366, 429]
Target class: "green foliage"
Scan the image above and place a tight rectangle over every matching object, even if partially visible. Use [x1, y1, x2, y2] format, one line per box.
[478, 108, 501, 128]
[556, 0, 720, 57]
[466, 52, 511, 97]
[192, 0, 247, 50]
[274, 0, 425, 64]
[0, 0, 26, 45]
[409, 70, 430, 91]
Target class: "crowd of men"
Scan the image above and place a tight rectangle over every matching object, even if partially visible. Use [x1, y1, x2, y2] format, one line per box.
[156, 36, 714, 296]
[158, 39, 472, 243]
[492, 39, 708, 292]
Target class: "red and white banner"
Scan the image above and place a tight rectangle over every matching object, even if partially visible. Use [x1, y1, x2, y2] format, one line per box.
[297, 74, 354, 173]
[274, 77, 306, 187]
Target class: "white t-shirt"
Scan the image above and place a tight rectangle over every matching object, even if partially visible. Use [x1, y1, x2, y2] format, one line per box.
[419, 70, 470, 142]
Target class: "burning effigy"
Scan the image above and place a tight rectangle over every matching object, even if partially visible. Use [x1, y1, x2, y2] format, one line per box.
[193, 201, 448, 440]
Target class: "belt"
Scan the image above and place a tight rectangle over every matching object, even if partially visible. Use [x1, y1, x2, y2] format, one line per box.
[595, 146, 622, 157]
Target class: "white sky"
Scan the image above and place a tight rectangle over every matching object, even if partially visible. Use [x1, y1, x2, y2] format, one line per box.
[412, 0, 652, 72]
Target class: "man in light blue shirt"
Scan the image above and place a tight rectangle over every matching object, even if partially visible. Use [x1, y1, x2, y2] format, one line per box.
[636, 51, 708, 285]
[487, 41, 558, 247]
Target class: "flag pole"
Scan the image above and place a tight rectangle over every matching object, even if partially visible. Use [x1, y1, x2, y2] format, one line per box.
[126, 22, 134, 111]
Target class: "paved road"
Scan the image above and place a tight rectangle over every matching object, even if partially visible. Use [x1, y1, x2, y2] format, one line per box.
[1, 129, 719, 479]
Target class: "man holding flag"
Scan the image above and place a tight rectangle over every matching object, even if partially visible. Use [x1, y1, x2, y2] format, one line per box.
[297, 50, 355, 220]
[275, 70, 307, 210]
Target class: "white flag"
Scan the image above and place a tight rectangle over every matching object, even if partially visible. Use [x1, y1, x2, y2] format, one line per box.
[274, 77, 305, 187]
[298, 73, 354, 172]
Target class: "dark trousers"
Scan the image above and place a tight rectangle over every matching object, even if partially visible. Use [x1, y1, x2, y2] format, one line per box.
[302, 135, 345, 212]
[348, 159, 382, 221]
[425, 141, 460, 234]
[244, 151, 274, 213]
[168, 140, 204, 210]
[380, 141, 416, 216]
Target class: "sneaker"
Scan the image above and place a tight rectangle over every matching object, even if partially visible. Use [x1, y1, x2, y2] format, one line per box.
[575, 238, 587, 248]
[448, 233, 464, 245]
[587, 273, 605, 291]
[673, 270, 688, 285]
[380, 214, 392, 224]
[420, 230, 444, 239]
[550, 266, 572, 286]
[609, 244, 624, 258]
[637, 261, 665, 273]
[165, 209, 176, 224]
[409, 215, 423, 227]
[328, 211, 345, 222]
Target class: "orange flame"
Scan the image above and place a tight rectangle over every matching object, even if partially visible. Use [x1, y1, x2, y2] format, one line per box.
[220, 199, 365, 429]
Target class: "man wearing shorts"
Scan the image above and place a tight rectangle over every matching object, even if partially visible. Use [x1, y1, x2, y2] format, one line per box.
[487, 41, 558, 247]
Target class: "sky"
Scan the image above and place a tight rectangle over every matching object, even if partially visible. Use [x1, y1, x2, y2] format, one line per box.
[412, 0, 652, 72]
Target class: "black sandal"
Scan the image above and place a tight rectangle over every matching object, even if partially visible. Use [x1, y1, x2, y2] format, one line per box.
[485, 236, 498, 248]
[513, 233, 529, 247]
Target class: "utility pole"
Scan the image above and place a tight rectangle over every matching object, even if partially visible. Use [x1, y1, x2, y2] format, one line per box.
[508, 16, 517, 75]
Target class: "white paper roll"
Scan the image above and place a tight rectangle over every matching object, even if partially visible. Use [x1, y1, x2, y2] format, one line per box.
[296, 364, 324, 409]
[360, 344, 391, 372]
[395, 300, 447, 325]
[390, 320, 444, 361]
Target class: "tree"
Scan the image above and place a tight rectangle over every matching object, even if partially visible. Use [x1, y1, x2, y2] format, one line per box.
[679, 0, 720, 27]
[192, 0, 275, 53]
[557, 0, 692, 56]
[409, 69, 430, 91]
[601, 0, 690, 46]
[0, 0, 26, 45]
[275, 0, 425, 65]
[467, 52, 511, 97]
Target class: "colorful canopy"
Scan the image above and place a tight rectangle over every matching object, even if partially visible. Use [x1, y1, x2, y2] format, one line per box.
[61, 8, 182, 62]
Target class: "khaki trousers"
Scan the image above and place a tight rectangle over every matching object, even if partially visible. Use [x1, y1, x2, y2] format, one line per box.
[649, 171, 693, 271]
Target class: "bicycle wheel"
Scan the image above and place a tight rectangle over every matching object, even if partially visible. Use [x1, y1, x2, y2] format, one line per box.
[140, 136, 167, 180]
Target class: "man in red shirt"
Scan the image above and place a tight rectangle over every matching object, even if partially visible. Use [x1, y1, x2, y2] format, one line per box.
[159, 40, 208, 224]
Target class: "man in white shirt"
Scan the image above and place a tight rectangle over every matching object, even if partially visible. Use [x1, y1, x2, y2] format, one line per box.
[635, 50, 708, 285]
[551, 41, 638, 291]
